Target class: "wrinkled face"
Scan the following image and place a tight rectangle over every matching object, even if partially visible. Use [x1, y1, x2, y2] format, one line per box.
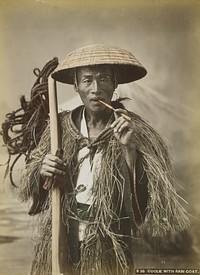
[75, 65, 116, 113]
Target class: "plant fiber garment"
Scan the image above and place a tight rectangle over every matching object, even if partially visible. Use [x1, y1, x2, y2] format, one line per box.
[18, 105, 189, 275]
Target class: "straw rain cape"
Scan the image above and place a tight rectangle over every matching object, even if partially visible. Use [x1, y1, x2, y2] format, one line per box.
[18, 105, 189, 275]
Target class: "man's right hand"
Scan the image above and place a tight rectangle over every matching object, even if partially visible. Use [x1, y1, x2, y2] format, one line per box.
[40, 154, 66, 179]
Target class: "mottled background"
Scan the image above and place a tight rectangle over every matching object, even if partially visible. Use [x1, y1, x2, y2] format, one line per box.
[0, 0, 200, 274]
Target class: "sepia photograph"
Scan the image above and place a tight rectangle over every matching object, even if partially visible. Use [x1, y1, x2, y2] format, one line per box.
[0, 1, 200, 274]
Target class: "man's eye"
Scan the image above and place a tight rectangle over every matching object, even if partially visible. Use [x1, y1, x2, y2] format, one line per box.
[99, 77, 109, 83]
[83, 79, 92, 84]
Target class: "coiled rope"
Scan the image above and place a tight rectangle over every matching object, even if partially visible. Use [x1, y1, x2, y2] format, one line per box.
[1, 57, 59, 187]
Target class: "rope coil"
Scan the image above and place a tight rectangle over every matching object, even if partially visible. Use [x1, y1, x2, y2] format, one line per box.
[0, 57, 59, 187]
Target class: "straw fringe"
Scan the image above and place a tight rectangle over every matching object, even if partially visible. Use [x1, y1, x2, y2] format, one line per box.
[30, 205, 52, 275]
[28, 189, 72, 275]
[127, 112, 190, 236]
[18, 106, 190, 275]
[18, 124, 51, 202]
[80, 138, 130, 275]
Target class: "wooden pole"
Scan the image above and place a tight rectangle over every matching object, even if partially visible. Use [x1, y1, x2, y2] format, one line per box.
[48, 75, 62, 275]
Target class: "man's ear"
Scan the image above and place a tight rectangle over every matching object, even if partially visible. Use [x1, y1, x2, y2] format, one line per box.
[74, 68, 78, 92]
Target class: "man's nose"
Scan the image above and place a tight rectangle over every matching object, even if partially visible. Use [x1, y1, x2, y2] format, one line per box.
[91, 79, 99, 93]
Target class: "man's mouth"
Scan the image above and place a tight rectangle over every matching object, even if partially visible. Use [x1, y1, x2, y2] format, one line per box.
[90, 97, 105, 102]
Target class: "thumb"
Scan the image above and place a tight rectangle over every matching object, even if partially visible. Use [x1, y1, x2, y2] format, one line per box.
[114, 108, 128, 119]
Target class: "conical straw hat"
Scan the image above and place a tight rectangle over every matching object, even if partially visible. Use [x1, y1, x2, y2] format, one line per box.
[52, 44, 147, 84]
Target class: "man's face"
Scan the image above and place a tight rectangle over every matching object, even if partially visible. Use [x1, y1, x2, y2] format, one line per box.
[75, 65, 115, 112]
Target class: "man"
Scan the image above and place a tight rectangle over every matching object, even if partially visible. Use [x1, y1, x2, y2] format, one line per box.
[19, 45, 189, 275]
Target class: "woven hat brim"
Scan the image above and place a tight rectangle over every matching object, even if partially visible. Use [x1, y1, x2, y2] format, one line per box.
[52, 64, 147, 84]
[51, 44, 147, 84]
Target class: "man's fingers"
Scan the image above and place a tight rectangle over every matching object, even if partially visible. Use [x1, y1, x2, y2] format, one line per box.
[117, 122, 130, 133]
[45, 154, 64, 165]
[43, 158, 65, 170]
[41, 165, 65, 178]
[43, 154, 65, 170]
[114, 108, 129, 117]
[111, 117, 130, 133]
[111, 116, 124, 128]
[41, 171, 54, 178]
[114, 120, 129, 133]
[115, 108, 128, 114]
[44, 164, 65, 174]
[40, 153, 66, 178]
